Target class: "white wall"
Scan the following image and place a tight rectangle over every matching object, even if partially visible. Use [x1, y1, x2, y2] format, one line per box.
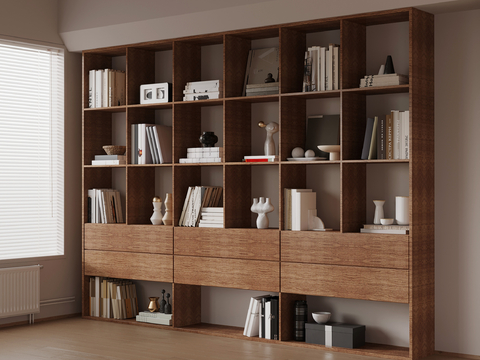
[0, 0, 82, 325]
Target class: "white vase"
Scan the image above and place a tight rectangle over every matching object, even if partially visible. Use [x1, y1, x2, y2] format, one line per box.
[373, 200, 385, 225]
[395, 196, 409, 225]
[162, 193, 172, 225]
[251, 197, 274, 229]
[150, 197, 163, 225]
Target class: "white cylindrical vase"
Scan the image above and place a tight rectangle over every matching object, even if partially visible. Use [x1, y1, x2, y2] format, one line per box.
[395, 196, 409, 225]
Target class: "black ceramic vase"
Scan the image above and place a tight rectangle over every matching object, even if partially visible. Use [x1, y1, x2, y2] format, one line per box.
[199, 131, 218, 147]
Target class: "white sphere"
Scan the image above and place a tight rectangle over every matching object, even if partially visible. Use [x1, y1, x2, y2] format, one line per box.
[292, 147, 304, 158]
[305, 149, 315, 158]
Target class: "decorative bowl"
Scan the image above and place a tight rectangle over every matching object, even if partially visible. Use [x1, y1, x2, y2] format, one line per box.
[317, 145, 340, 161]
[380, 218, 394, 225]
[312, 311, 331, 324]
[103, 145, 126, 156]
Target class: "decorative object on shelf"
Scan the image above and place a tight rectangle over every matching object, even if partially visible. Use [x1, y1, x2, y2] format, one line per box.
[162, 193, 172, 225]
[180, 147, 223, 163]
[258, 121, 279, 156]
[160, 289, 166, 313]
[395, 196, 409, 225]
[148, 297, 160, 312]
[136, 311, 172, 326]
[294, 300, 308, 341]
[165, 293, 172, 315]
[150, 196, 163, 225]
[183, 80, 223, 101]
[373, 200, 385, 225]
[305, 149, 315, 158]
[265, 73, 275, 83]
[102, 145, 126, 156]
[312, 311, 331, 324]
[140, 82, 171, 104]
[384, 55, 395, 74]
[308, 209, 328, 231]
[380, 218, 394, 225]
[317, 145, 340, 161]
[291, 147, 304, 158]
[199, 132, 218, 147]
[306, 322, 366, 349]
[251, 197, 274, 229]
[378, 64, 385, 75]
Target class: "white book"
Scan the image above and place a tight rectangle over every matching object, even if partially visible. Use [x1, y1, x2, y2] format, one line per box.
[95, 70, 103, 108]
[392, 110, 401, 160]
[265, 300, 271, 339]
[308, 47, 317, 92]
[185, 79, 222, 90]
[102, 69, 109, 108]
[292, 189, 316, 231]
[246, 298, 261, 337]
[320, 47, 326, 91]
[88, 189, 96, 223]
[183, 92, 221, 101]
[95, 276, 101, 317]
[146, 126, 158, 164]
[89, 70, 95, 108]
[243, 297, 255, 336]
[326, 45, 333, 91]
[201, 216, 224, 222]
[152, 125, 172, 164]
[186, 187, 198, 227]
[360, 228, 408, 234]
[91, 160, 126, 165]
[202, 207, 224, 213]
[403, 110, 410, 159]
[179, 187, 193, 226]
[199, 220, 224, 225]
[333, 45, 339, 90]
[138, 311, 172, 319]
[198, 223, 223, 228]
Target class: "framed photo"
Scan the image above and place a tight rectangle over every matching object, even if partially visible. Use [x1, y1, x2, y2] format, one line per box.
[305, 114, 340, 158]
[140, 82, 171, 104]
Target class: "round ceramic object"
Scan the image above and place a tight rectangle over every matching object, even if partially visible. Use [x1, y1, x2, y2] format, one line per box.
[304, 149, 315, 158]
[380, 218, 394, 225]
[312, 312, 331, 324]
[291, 147, 304, 158]
[103, 145, 126, 156]
[317, 145, 340, 161]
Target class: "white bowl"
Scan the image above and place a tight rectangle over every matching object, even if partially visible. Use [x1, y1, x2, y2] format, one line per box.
[380, 218, 394, 225]
[312, 312, 331, 324]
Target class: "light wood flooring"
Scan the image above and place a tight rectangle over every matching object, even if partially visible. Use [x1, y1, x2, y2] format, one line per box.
[0, 317, 471, 360]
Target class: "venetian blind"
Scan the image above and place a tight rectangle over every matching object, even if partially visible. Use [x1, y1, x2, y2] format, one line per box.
[0, 39, 64, 261]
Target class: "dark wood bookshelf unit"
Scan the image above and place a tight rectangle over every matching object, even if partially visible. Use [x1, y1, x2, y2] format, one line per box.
[82, 7, 434, 360]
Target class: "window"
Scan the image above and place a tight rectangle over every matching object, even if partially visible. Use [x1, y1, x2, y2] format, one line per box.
[0, 39, 64, 261]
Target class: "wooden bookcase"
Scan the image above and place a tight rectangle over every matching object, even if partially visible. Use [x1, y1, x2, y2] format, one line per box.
[82, 7, 434, 360]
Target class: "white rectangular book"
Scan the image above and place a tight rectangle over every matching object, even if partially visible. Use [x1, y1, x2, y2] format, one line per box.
[243, 297, 255, 336]
[201, 207, 224, 213]
[95, 69, 103, 108]
[136, 315, 172, 326]
[246, 298, 261, 337]
[198, 223, 223, 228]
[183, 92, 221, 101]
[91, 160, 126, 165]
[391, 110, 400, 160]
[179, 187, 193, 226]
[102, 69, 109, 108]
[265, 300, 272, 339]
[89, 70, 95, 108]
[88, 189, 96, 223]
[320, 47, 326, 91]
[152, 125, 172, 164]
[326, 48, 332, 91]
[360, 228, 408, 234]
[292, 189, 316, 231]
[138, 311, 172, 319]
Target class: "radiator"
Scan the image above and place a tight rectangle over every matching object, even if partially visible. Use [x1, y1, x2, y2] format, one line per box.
[0, 265, 41, 322]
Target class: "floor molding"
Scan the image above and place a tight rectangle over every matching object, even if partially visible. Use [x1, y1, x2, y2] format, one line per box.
[0, 313, 81, 329]
[436, 351, 480, 360]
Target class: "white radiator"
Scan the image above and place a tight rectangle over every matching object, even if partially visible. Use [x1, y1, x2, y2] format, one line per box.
[0, 265, 41, 322]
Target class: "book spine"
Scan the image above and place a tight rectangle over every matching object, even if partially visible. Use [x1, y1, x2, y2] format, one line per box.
[89, 70, 95, 108]
[386, 114, 393, 159]
[95, 70, 103, 108]
[403, 110, 409, 159]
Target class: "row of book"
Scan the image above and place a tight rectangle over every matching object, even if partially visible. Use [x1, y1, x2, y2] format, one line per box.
[245, 82, 279, 97]
[361, 110, 410, 160]
[89, 277, 138, 320]
[136, 311, 172, 326]
[359, 73, 408, 87]
[179, 147, 223, 164]
[360, 224, 409, 234]
[303, 44, 340, 92]
[198, 207, 223, 228]
[131, 124, 172, 164]
[243, 295, 279, 339]
[91, 154, 126, 166]
[87, 188, 124, 224]
[179, 186, 223, 227]
[183, 80, 222, 101]
[88, 69, 126, 108]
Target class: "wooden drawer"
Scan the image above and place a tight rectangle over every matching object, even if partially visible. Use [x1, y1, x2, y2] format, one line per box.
[174, 255, 279, 292]
[174, 227, 279, 261]
[85, 250, 173, 282]
[281, 262, 408, 303]
[84, 224, 173, 254]
[281, 232, 408, 269]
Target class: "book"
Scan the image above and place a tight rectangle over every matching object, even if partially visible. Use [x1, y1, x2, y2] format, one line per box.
[403, 110, 410, 159]
[368, 116, 378, 160]
[146, 126, 158, 164]
[363, 224, 409, 230]
[392, 110, 401, 160]
[333, 45, 339, 90]
[95, 69, 103, 108]
[244, 158, 276, 163]
[245, 297, 261, 337]
[360, 228, 408, 234]
[320, 46, 326, 91]
[265, 299, 272, 339]
[291, 189, 315, 231]
[151, 125, 172, 164]
[284, 188, 292, 230]
[246, 83, 279, 89]
[386, 113, 393, 159]
[91, 160, 126, 165]
[183, 92, 221, 101]
[326, 47, 332, 91]
[102, 69, 109, 108]
[89, 70, 95, 108]
[245, 90, 279, 96]
[94, 155, 126, 160]
[244, 155, 278, 160]
[376, 117, 386, 159]
[270, 296, 279, 340]
[260, 296, 272, 338]
[361, 117, 374, 160]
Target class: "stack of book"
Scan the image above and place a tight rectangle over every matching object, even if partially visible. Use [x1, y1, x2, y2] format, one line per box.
[131, 124, 172, 164]
[89, 277, 138, 320]
[87, 188, 123, 223]
[198, 207, 224, 228]
[179, 186, 223, 227]
[179, 147, 223, 164]
[183, 80, 222, 101]
[361, 110, 409, 160]
[243, 155, 278, 163]
[359, 73, 408, 87]
[88, 69, 126, 108]
[360, 224, 409, 234]
[302, 44, 339, 92]
[243, 295, 279, 339]
[245, 83, 279, 96]
[136, 311, 172, 326]
[91, 155, 126, 166]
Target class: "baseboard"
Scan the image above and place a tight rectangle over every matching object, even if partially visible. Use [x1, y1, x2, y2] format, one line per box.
[436, 350, 480, 360]
[0, 313, 81, 329]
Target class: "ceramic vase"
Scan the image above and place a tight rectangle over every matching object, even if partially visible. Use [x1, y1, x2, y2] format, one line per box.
[150, 197, 163, 225]
[395, 196, 409, 225]
[199, 131, 218, 147]
[373, 200, 385, 225]
[148, 297, 159, 312]
[251, 197, 274, 229]
[162, 193, 172, 225]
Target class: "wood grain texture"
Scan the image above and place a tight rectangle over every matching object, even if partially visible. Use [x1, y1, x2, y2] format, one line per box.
[224, 165, 251, 228]
[341, 91, 366, 161]
[224, 35, 251, 98]
[281, 231, 409, 269]
[126, 48, 155, 105]
[126, 167, 155, 224]
[84, 224, 173, 254]
[174, 227, 279, 261]
[173, 42, 201, 102]
[224, 101, 251, 163]
[280, 97, 306, 161]
[279, 164, 306, 230]
[83, 111, 113, 166]
[281, 262, 408, 303]
[85, 250, 173, 282]
[279, 293, 306, 341]
[173, 283, 201, 327]
[341, 163, 366, 232]
[279, 28, 306, 94]
[173, 166, 201, 226]
[174, 255, 279, 292]
[340, 20, 365, 90]
[172, 104, 202, 162]
[409, 8, 435, 360]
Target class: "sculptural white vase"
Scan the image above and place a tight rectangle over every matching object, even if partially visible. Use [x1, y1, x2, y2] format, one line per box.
[251, 197, 274, 229]
[373, 200, 385, 225]
[162, 193, 172, 225]
[150, 197, 163, 225]
[395, 196, 409, 225]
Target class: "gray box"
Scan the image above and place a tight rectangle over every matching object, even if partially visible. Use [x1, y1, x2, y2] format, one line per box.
[305, 322, 365, 349]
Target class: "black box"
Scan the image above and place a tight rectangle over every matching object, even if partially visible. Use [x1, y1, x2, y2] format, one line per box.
[305, 322, 366, 349]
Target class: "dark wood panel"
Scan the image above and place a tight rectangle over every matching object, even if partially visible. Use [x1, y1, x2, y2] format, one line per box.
[279, 28, 306, 94]
[83, 111, 113, 166]
[341, 91, 366, 161]
[172, 104, 202, 162]
[281, 262, 408, 303]
[280, 96, 306, 161]
[172, 283, 201, 327]
[340, 20, 365, 89]
[126, 48, 155, 105]
[174, 227, 279, 261]
[126, 167, 155, 224]
[85, 250, 173, 282]
[341, 163, 366, 232]
[224, 101, 251, 162]
[174, 256, 279, 292]
[173, 42, 201, 102]
[279, 293, 306, 341]
[224, 165, 251, 228]
[224, 35, 251, 98]
[281, 231, 408, 269]
[84, 224, 173, 254]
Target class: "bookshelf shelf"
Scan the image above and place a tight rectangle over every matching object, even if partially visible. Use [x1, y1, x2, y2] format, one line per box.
[82, 7, 433, 359]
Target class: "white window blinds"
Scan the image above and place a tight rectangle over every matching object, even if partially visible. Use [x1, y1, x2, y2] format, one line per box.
[0, 39, 64, 261]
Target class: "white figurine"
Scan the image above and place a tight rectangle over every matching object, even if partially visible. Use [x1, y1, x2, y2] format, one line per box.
[251, 197, 274, 229]
[258, 121, 279, 156]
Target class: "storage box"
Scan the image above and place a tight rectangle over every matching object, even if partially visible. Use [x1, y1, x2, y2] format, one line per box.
[305, 322, 365, 349]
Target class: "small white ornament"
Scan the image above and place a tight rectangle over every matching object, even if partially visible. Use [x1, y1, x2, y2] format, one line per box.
[373, 200, 385, 225]
[251, 197, 274, 229]
[305, 149, 315, 158]
[292, 147, 304, 158]
[150, 196, 163, 225]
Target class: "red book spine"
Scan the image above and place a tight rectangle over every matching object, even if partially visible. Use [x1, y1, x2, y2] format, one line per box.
[244, 159, 270, 162]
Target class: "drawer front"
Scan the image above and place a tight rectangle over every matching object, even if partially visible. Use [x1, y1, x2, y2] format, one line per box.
[281, 232, 408, 269]
[174, 227, 279, 261]
[174, 255, 279, 292]
[85, 250, 173, 282]
[281, 262, 408, 303]
[85, 224, 173, 254]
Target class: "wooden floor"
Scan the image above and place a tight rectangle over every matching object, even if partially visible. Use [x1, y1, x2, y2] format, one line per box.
[0, 317, 470, 360]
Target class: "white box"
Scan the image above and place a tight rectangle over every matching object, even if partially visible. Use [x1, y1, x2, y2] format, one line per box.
[140, 82, 171, 104]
